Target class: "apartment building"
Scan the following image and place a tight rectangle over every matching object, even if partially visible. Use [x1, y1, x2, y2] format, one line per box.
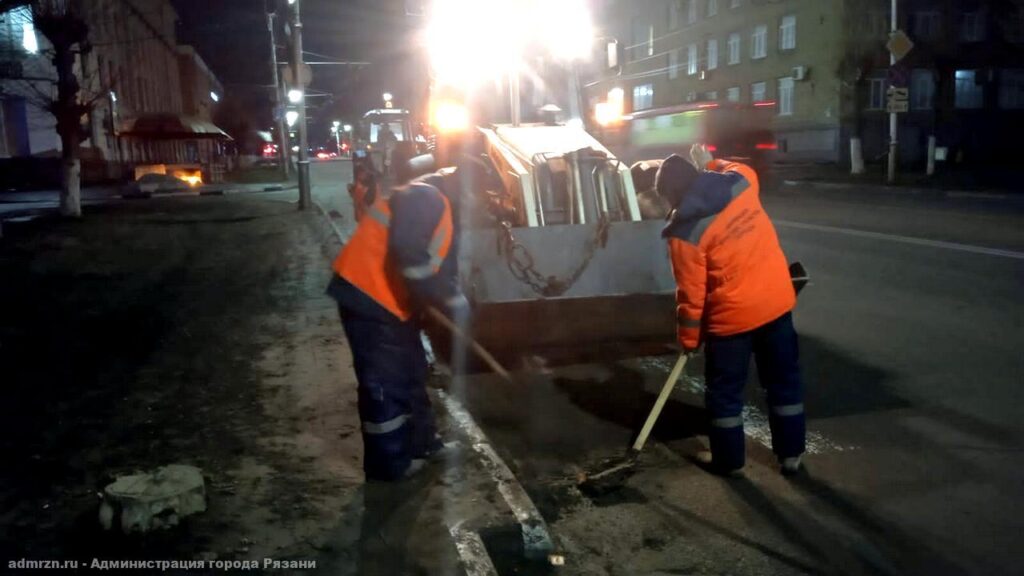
[0, 0, 228, 187]
[0, 5, 59, 159]
[589, 0, 1024, 165]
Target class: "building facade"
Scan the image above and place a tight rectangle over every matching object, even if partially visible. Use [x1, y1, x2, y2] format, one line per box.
[0, 5, 59, 159]
[0, 0, 228, 187]
[588, 0, 1024, 166]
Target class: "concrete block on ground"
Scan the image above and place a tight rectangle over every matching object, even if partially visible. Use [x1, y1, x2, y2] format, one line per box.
[99, 464, 206, 533]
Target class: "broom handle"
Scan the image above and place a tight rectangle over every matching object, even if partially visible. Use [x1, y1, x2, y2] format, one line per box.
[427, 307, 513, 382]
[632, 353, 689, 452]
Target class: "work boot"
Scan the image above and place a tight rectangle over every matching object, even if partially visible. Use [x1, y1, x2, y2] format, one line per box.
[694, 450, 743, 478]
[780, 455, 803, 476]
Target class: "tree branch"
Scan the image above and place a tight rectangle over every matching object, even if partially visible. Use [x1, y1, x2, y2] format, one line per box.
[0, 0, 31, 13]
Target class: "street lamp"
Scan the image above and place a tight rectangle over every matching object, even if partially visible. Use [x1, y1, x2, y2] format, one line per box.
[286, 110, 299, 127]
[210, 91, 220, 102]
[287, 89, 303, 104]
[343, 124, 352, 133]
[331, 120, 341, 155]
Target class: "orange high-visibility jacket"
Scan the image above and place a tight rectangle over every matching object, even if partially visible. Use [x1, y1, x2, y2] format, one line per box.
[332, 185, 453, 321]
[663, 159, 795, 350]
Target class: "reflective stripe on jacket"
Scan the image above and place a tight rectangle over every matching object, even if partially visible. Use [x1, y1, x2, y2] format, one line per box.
[332, 183, 453, 321]
[663, 159, 795, 349]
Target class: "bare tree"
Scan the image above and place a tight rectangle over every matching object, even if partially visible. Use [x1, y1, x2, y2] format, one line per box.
[2, 0, 91, 217]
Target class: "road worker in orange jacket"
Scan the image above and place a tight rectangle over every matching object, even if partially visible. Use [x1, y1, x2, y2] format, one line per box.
[326, 158, 495, 481]
[656, 145, 805, 476]
[327, 168, 461, 482]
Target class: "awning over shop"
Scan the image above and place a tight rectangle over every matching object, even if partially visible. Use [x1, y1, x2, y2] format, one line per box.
[119, 114, 232, 140]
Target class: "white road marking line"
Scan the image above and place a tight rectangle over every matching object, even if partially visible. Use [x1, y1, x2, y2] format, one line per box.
[438, 389, 555, 557]
[449, 523, 500, 576]
[312, 200, 351, 244]
[775, 220, 1024, 260]
[637, 357, 855, 455]
[313, 198, 542, 565]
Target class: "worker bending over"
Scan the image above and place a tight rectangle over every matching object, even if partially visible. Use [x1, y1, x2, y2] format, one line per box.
[656, 145, 805, 476]
[326, 160, 482, 481]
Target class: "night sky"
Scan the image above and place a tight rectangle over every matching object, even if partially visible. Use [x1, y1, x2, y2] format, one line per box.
[171, 0, 424, 146]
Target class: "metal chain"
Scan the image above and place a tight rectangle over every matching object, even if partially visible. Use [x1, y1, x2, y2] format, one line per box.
[498, 218, 611, 298]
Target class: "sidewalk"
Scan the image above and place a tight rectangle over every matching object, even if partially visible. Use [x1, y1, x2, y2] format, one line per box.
[0, 194, 500, 574]
[769, 162, 1022, 197]
[0, 182, 299, 219]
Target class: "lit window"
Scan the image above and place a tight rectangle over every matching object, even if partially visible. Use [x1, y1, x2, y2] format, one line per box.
[648, 25, 655, 56]
[780, 15, 796, 50]
[728, 32, 741, 64]
[751, 81, 766, 103]
[868, 78, 886, 110]
[955, 70, 984, 109]
[687, 43, 698, 75]
[22, 20, 39, 54]
[961, 12, 985, 42]
[687, 0, 697, 24]
[669, 49, 680, 79]
[999, 69, 1024, 109]
[707, 0, 717, 17]
[633, 83, 654, 111]
[704, 90, 718, 101]
[751, 25, 767, 59]
[707, 38, 718, 70]
[727, 86, 740, 102]
[778, 77, 794, 115]
[911, 69, 935, 110]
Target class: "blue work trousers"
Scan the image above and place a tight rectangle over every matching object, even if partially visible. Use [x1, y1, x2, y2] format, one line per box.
[340, 310, 439, 481]
[704, 312, 805, 470]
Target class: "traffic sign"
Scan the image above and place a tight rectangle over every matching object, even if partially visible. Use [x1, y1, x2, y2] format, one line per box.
[886, 100, 909, 113]
[886, 30, 915, 63]
[887, 86, 909, 113]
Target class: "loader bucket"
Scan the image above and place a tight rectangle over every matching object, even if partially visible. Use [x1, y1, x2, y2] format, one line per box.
[429, 219, 677, 368]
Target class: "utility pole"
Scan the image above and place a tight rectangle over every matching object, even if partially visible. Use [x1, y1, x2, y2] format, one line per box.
[267, 11, 290, 180]
[289, 0, 312, 210]
[888, 0, 898, 184]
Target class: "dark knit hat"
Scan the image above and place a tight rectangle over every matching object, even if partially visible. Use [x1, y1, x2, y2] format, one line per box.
[654, 153, 699, 208]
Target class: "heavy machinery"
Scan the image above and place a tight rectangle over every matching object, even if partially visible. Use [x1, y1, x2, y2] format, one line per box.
[444, 121, 676, 364]
[410, 0, 677, 365]
[354, 108, 416, 177]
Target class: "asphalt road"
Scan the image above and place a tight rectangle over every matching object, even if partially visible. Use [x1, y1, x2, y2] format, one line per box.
[309, 161, 1024, 575]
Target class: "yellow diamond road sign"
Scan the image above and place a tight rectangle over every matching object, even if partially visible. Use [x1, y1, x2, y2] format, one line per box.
[887, 30, 915, 63]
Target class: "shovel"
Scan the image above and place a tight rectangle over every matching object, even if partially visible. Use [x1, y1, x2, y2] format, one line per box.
[577, 353, 690, 494]
[579, 262, 810, 494]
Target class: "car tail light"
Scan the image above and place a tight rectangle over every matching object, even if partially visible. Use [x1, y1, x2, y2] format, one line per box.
[755, 142, 779, 150]
[706, 144, 717, 152]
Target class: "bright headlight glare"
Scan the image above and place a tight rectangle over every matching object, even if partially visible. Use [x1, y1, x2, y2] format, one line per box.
[431, 100, 470, 134]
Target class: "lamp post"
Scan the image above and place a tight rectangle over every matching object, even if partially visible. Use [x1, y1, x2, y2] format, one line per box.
[289, 0, 311, 210]
[331, 120, 341, 155]
[888, 0, 898, 184]
[267, 10, 290, 179]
